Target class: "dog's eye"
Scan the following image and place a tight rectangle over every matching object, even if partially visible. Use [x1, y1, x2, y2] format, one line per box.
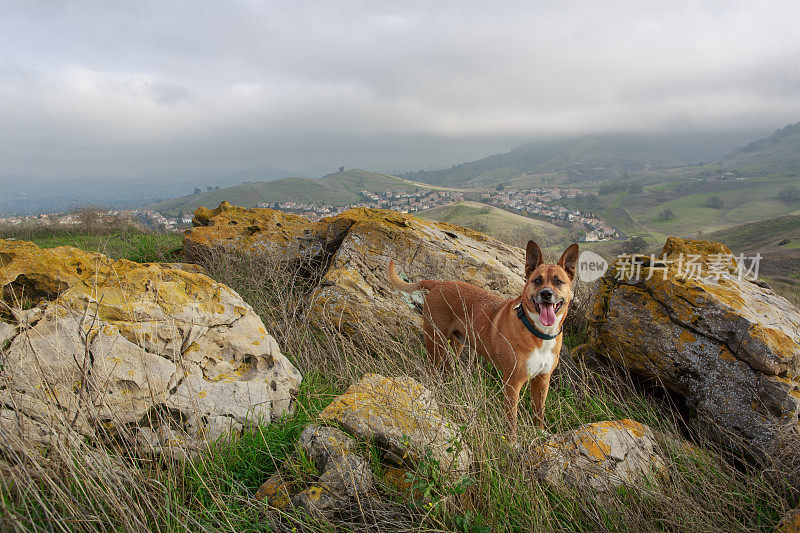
[532, 277, 543, 285]
[553, 277, 563, 286]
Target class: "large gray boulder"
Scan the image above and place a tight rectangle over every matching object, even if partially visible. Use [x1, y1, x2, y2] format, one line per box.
[0, 239, 302, 459]
[183, 203, 527, 335]
[589, 237, 800, 458]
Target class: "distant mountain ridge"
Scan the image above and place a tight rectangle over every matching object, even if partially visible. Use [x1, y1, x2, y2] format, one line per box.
[0, 165, 296, 216]
[403, 131, 766, 187]
[719, 122, 800, 176]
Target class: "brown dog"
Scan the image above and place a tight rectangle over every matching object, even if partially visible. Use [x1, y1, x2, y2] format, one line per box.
[387, 241, 578, 434]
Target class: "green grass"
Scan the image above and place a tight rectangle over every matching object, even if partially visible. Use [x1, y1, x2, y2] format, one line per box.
[707, 214, 800, 252]
[1, 226, 183, 263]
[182, 371, 340, 529]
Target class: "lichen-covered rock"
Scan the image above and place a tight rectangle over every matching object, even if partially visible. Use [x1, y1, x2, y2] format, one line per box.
[589, 237, 800, 457]
[293, 424, 373, 518]
[253, 471, 293, 510]
[184, 203, 526, 335]
[0, 239, 301, 458]
[184, 201, 323, 262]
[528, 419, 666, 491]
[318, 374, 471, 478]
[777, 506, 800, 533]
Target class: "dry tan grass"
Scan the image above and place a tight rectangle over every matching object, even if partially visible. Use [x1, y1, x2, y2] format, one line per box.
[0, 246, 795, 532]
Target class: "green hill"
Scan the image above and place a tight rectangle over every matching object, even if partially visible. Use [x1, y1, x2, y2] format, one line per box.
[720, 122, 800, 176]
[147, 169, 438, 216]
[707, 214, 800, 253]
[538, 123, 800, 245]
[417, 201, 571, 250]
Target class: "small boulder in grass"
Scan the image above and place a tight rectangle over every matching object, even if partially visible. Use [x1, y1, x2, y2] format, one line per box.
[317, 373, 472, 480]
[527, 419, 667, 491]
[292, 425, 374, 519]
[253, 471, 293, 510]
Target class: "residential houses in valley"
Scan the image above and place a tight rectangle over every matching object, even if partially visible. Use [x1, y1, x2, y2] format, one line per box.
[2, 186, 616, 242]
[265, 186, 617, 242]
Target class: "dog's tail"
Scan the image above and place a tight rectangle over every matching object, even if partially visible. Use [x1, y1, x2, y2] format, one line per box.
[387, 260, 431, 292]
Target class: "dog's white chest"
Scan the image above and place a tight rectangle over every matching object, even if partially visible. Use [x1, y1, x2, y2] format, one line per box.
[525, 340, 557, 377]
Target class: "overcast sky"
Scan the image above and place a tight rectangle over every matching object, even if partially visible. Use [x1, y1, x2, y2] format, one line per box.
[1, 0, 799, 181]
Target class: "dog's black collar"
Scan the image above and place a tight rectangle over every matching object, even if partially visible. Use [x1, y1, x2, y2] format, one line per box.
[515, 303, 563, 341]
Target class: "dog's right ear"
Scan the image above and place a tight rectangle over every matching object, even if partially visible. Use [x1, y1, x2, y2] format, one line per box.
[525, 240, 543, 278]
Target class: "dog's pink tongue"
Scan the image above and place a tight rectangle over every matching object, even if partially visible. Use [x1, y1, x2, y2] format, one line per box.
[539, 303, 556, 326]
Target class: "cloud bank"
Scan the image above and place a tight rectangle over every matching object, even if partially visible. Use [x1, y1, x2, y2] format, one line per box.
[1, 0, 799, 180]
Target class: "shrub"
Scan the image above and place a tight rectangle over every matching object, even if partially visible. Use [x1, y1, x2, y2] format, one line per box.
[778, 185, 800, 203]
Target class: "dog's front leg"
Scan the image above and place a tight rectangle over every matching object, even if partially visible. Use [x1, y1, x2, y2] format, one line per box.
[529, 373, 552, 429]
[502, 378, 525, 436]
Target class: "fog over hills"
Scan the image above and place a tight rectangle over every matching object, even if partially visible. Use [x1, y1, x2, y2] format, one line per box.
[403, 130, 771, 186]
[4, 124, 796, 216]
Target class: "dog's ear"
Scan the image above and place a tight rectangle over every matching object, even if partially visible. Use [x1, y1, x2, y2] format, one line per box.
[525, 240, 543, 278]
[558, 243, 580, 280]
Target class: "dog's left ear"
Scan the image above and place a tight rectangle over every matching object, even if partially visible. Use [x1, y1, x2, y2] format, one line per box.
[525, 240, 543, 278]
[558, 243, 580, 280]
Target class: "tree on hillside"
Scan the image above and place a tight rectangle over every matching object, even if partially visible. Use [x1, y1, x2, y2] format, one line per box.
[338, 166, 345, 173]
[704, 196, 724, 209]
[619, 235, 648, 254]
[496, 183, 505, 191]
[193, 187, 201, 194]
[206, 186, 213, 192]
[628, 182, 644, 194]
[778, 185, 800, 203]
[659, 208, 675, 221]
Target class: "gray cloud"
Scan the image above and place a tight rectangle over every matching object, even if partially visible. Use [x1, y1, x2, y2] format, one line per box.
[1, 0, 799, 181]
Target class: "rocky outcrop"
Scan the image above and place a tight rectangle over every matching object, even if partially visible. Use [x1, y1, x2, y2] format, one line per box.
[318, 373, 472, 478]
[0, 239, 301, 458]
[528, 419, 666, 491]
[184, 202, 526, 335]
[589, 237, 800, 457]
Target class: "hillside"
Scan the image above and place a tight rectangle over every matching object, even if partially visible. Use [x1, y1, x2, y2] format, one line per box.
[146, 169, 438, 216]
[707, 215, 800, 305]
[403, 131, 760, 187]
[417, 201, 571, 250]
[720, 122, 800, 176]
[541, 123, 800, 245]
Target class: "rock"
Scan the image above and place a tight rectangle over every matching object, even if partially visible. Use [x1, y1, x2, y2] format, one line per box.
[528, 419, 666, 491]
[184, 201, 322, 263]
[382, 465, 416, 498]
[253, 471, 293, 510]
[589, 237, 800, 457]
[184, 203, 526, 335]
[293, 425, 373, 518]
[777, 506, 800, 533]
[0, 239, 302, 459]
[318, 374, 472, 478]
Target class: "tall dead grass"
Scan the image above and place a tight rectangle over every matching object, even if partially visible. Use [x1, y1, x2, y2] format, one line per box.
[197, 249, 793, 532]
[0, 246, 794, 532]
